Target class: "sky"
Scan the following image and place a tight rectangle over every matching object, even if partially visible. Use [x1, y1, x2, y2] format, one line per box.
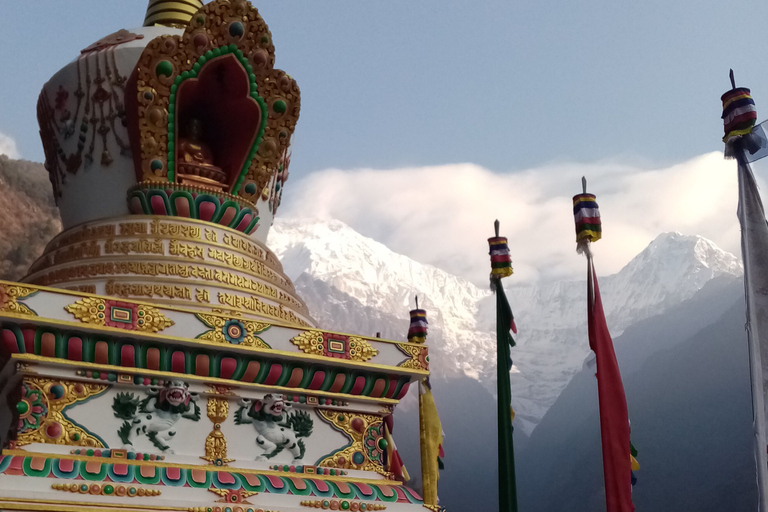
[1, 0, 767, 284]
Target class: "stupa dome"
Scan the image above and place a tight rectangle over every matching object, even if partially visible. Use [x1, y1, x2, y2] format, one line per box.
[28, 0, 310, 326]
[36, 0, 297, 241]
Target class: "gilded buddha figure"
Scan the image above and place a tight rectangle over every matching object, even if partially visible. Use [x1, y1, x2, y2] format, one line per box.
[176, 117, 228, 190]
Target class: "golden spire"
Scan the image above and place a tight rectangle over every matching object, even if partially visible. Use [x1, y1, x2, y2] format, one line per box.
[143, 0, 204, 28]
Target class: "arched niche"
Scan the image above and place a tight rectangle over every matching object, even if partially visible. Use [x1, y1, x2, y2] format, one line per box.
[173, 53, 263, 192]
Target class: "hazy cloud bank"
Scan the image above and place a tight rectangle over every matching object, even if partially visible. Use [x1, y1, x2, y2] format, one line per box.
[279, 152, 741, 285]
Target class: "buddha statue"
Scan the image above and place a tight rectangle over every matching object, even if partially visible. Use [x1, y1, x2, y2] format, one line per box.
[176, 117, 228, 190]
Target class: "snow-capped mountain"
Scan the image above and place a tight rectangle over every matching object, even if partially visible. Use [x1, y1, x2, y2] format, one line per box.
[268, 219, 743, 433]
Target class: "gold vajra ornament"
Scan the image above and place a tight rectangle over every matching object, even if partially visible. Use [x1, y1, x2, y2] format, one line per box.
[396, 343, 429, 371]
[65, 296, 174, 332]
[196, 313, 271, 348]
[52, 483, 160, 497]
[290, 331, 379, 363]
[201, 395, 234, 465]
[0, 284, 38, 316]
[16, 378, 108, 447]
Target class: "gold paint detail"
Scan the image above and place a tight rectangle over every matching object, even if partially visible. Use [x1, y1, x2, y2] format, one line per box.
[144, 0, 204, 28]
[196, 313, 270, 348]
[0, 284, 37, 316]
[52, 483, 161, 497]
[201, 394, 233, 465]
[396, 343, 429, 371]
[106, 281, 193, 301]
[316, 410, 389, 477]
[65, 296, 174, 333]
[16, 377, 108, 447]
[291, 331, 379, 362]
[35, 260, 304, 311]
[207, 487, 258, 504]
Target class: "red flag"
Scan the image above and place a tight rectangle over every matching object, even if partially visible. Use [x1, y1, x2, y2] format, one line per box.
[588, 264, 634, 512]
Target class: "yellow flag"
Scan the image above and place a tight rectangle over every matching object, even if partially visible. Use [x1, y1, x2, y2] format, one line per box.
[419, 379, 443, 507]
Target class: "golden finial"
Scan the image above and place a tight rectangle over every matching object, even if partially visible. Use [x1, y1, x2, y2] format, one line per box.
[143, 0, 205, 28]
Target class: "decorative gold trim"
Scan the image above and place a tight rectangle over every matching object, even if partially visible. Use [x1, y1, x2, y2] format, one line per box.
[1, 448, 401, 486]
[12, 354, 403, 405]
[133, 1, 299, 197]
[201, 394, 233, 465]
[291, 331, 379, 363]
[40, 216, 282, 270]
[65, 296, 174, 333]
[0, 284, 37, 316]
[29, 260, 308, 318]
[197, 313, 270, 348]
[316, 409, 390, 478]
[396, 343, 429, 371]
[1, 277, 430, 349]
[0, 313, 428, 377]
[16, 377, 108, 448]
[52, 483, 161, 497]
[208, 487, 258, 503]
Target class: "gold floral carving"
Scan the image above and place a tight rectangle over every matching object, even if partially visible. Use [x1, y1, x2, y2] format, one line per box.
[132, 0, 300, 200]
[52, 483, 160, 497]
[16, 378, 108, 448]
[196, 313, 271, 348]
[0, 284, 38, 316]
[201, 394, 233, 465]
[290, 331, 379, 363]
[290, 331, 325, 357]
[396, 343, 429, 371]
[316, 410, 389, 478]
[65, 297, 174, 333]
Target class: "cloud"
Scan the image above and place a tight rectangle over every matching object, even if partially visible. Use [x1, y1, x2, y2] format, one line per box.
[0, 132, 20, 159]
[279, 152, 741, 285]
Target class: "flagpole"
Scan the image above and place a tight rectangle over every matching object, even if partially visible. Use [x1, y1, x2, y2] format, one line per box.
[736, 150, 768, 512]
[488, 223, 518, 512]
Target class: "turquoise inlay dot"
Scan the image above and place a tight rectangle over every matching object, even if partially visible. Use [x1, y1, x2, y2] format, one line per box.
[352, 451, 365, 465]
[244, 182, 257, 194]
[150, 159, 163, 171]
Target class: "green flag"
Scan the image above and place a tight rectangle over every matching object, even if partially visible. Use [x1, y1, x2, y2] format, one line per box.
[495, 280, 518, 512]
[489, 231, 518, 512]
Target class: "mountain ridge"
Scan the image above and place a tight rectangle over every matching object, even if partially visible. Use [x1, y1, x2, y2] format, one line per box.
[269, 218, 743, 433]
